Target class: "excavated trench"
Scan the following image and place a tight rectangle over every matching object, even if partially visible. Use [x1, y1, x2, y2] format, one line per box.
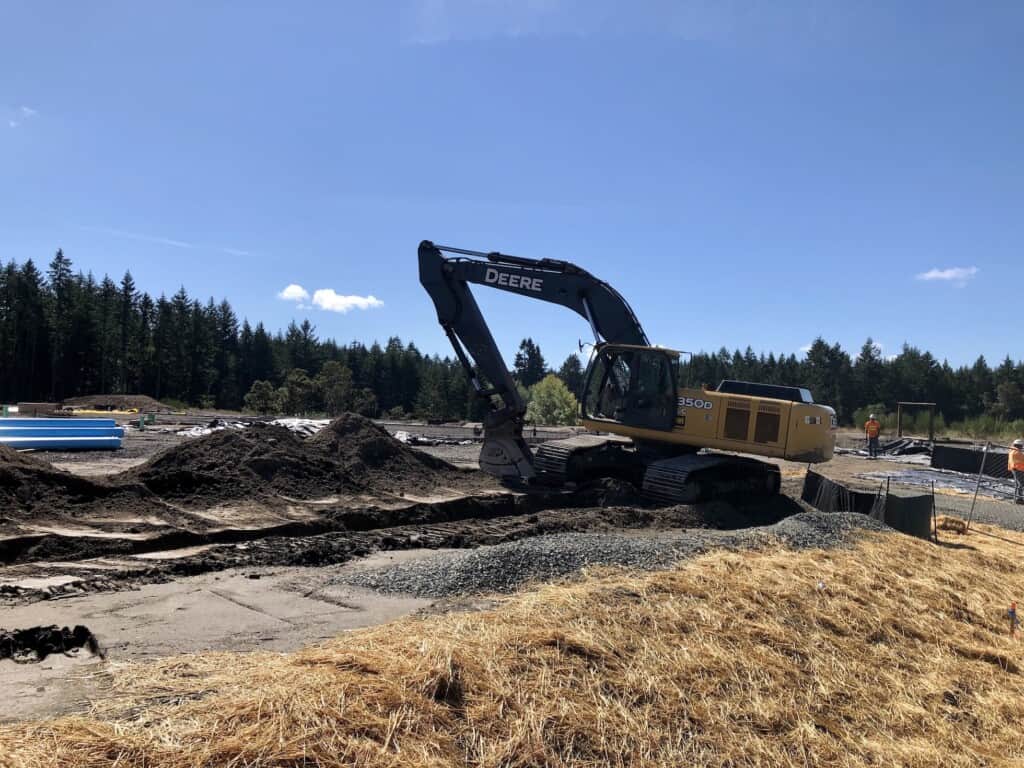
[0, 486, 804, 604]
[0, 414, 806, 605]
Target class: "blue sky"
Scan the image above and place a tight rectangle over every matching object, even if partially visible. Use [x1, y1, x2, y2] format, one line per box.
[2, 1, 1021, 368]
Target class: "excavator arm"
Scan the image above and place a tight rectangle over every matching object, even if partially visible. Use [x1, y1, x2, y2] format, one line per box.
[418, 240, 649, 480]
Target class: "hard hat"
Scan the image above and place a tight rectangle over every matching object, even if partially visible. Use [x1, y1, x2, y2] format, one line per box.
[1014, 439, 1024, 448]
[869, 414, 876, 420]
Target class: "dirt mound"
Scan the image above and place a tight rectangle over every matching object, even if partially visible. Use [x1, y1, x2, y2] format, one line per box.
[122, 414, 490, 507]
[0, 445, 153, 520]
[310, 413, 459, 485]
[0, 624, 99, 662]
[123, 423, 356, 504]
[62, 393, 168, 411]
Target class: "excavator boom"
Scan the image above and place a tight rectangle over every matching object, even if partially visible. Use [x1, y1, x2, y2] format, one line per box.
[418, 240, 648, 479]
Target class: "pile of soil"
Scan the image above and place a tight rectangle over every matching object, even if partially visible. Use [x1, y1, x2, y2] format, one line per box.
[0, 624, 99, 662]
[123, 424, 357, 505]
[62, 394, 168, 411]
[121, 414, 490, 507]
[0, 445, 155, 520]
[309, 413, 461, 491]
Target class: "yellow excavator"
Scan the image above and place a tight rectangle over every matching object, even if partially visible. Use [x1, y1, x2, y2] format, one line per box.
[419, 241, 835, 502]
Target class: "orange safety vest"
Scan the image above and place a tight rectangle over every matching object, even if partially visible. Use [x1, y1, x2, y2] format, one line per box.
[864, 419, 881, 438]
[1009, 448, 1024, 472]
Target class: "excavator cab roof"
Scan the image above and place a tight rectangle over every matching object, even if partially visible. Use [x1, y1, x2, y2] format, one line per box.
[715, 379, 814, 404]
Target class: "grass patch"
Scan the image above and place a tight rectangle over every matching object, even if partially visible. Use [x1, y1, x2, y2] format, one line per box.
[4, 524, 1024, 767]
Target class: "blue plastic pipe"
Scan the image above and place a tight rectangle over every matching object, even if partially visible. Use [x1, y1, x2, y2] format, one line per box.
[0, 426, 126, 438]
[0, 436, 123, 450]
[0, 418, 119, 428]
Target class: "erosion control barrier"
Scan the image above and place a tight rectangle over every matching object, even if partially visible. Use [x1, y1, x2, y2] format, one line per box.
[802, 470, 932, 540]
[931, 443, 1010, 480]
[801, 470, 879, 515]
[879, 494, 934, 540]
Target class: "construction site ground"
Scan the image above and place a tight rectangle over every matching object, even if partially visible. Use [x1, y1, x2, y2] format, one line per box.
[3, 418, 1023, 730]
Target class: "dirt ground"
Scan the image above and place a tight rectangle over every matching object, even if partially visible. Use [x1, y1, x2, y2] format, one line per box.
[2, 552, 439, 722]
[3, 420, 1022, 726]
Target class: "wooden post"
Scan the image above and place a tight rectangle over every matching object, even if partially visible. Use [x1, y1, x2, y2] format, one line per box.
[930, 480, 938, 543]
[966, 441, 989, 532]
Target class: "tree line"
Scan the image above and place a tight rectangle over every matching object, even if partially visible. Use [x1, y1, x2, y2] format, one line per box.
[2, 251, 1023, 430]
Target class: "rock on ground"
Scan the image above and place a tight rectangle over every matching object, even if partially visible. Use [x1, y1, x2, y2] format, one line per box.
[341, 511, 888, 598]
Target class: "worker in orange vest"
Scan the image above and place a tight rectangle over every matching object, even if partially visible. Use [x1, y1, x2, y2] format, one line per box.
[864, 413, 882, 459]
[1009, 439, 1024, 505]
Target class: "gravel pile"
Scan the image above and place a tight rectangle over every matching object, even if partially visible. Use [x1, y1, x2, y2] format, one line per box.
[342, 512, 889, 598]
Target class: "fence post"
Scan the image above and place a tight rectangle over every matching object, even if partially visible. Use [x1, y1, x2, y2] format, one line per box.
[931, 480, 937, 542]
[966, 441, 990, 532]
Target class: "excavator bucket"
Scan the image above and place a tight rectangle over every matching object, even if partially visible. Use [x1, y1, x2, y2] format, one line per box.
[479, 421, 536, 481]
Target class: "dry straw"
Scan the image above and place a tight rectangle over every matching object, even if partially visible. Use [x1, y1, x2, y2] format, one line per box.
[3, 522, 1024, 767]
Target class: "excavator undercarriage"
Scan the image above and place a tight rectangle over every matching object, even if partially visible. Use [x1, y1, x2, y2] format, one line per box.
[533, 436, 781, 504]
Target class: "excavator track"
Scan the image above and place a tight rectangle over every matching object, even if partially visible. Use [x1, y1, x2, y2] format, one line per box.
[641, 453, 781, 505]
[536, 437, 781, 505]
[533, 435, 636, 485]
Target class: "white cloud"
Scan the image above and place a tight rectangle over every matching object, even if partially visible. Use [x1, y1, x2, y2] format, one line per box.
[83, 225, 253, 257]
[312, 289, 384, 313]
[84, 225, 196, 249]
[799, 342, 813, 354]
[7, 105, 37, 129]
[278, 284, 310, 302]
[915, 266, 978, 286]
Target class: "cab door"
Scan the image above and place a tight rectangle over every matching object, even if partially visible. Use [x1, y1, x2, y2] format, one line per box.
[582, 346, 677, 432]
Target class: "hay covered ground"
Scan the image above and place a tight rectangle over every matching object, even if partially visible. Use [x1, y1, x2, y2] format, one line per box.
[3, 521, 1024, 767]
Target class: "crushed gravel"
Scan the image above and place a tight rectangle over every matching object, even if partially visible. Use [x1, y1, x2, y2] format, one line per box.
[341, 511, 889, 598]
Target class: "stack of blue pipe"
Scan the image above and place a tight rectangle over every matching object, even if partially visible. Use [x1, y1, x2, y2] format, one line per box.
[0, 417, 124, 451]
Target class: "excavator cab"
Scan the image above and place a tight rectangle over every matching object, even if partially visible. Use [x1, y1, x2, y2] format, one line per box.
[582, 344, 679, 432]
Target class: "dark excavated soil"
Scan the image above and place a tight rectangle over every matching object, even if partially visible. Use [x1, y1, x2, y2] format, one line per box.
[1, 419, 815, 605]
[0, 415, 505, 567]
[0, 491, 807, 604]
[121, 414, 493, 506]
[0, 625, 100, 663]
[0, 414, 494, 524]
[0, 445, 160, 521]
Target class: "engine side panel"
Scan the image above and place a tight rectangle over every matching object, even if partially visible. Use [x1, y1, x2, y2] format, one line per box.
[581, 387, 836, 463]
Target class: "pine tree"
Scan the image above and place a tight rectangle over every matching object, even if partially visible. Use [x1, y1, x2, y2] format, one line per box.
[47, 249, 74, 400]
[513, 338, 547, 387]
[11, 260, 51, 401]
[249, 322, 276, 384]
[212, 299, 240, 408]
[118, 271, 137, 393]
[557, 354, 585, 397]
